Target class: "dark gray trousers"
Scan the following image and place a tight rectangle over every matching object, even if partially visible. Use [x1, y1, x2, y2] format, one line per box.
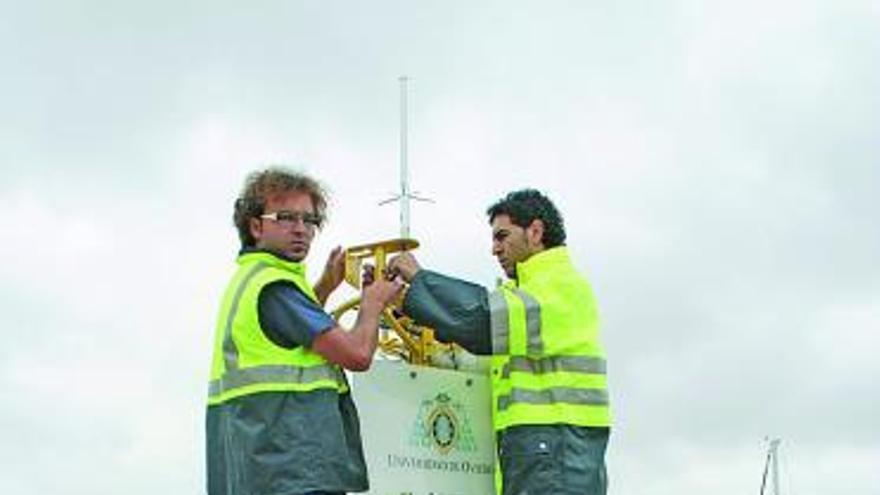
[498, 425, 609, 495]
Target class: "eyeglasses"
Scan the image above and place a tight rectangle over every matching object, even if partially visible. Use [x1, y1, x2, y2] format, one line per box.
[260, 210, 324, 229]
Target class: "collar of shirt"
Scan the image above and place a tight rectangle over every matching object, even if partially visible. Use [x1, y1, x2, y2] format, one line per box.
[237, 248, 307, 275]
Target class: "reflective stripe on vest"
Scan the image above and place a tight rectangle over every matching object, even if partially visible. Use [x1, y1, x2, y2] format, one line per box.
[489, 290, 509, 354]
[497, 387, 610, 411]
[208, 363, 346, 398]
[490, 288, 542, 355]
[222, 261, 269, 371]
[501, 355, 607, 378]
[511, 288, 542, 355]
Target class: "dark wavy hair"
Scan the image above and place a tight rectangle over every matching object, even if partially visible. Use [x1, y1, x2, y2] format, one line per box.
[486, 189, 566, 248]
[233, 166, 328, 248]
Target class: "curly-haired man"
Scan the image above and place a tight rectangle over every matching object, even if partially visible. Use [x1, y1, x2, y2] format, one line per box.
[206, 167, 402, 495]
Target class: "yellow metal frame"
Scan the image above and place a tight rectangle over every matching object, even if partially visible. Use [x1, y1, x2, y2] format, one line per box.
[331, 238, 452, 366]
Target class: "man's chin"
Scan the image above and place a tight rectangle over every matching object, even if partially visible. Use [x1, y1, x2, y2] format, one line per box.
[285, 247, 309, 262]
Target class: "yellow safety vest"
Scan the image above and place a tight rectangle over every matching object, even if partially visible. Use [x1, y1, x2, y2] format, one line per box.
[489, 247, 611, 430]
[207, 252, 347, 405]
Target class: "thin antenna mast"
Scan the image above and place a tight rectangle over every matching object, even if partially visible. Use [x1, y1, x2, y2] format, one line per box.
[399, 75, 411, 238]
[379, 75, 433, 237]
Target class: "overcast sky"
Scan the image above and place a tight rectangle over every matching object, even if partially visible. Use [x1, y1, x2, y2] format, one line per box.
[2, 1, 878, 494]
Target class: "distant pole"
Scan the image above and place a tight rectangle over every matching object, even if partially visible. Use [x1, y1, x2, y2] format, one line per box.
[760, 438, 782, 495]
[399, 75, 410, 238]
[770, 439, 781, 495]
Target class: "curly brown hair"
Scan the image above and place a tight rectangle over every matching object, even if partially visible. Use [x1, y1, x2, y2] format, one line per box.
[233, 166, 329, 248]
[486, 188, 566, 248]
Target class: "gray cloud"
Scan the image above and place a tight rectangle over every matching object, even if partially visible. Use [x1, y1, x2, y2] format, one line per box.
[2, 1, 878, 494]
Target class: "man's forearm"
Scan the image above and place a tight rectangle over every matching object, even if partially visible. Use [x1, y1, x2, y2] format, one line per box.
[350, 300, 382, 361]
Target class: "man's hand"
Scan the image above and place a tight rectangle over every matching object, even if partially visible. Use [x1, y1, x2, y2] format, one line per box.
[387, 252, 421, 283]
[361, 277, 405, 311]
[314, 245, 345, 306]
[313, 274, 405, 372]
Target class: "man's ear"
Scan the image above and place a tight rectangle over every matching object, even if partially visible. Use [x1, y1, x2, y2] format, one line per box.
[526, 219, 545, 250]
[249, 217, 263, 244]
